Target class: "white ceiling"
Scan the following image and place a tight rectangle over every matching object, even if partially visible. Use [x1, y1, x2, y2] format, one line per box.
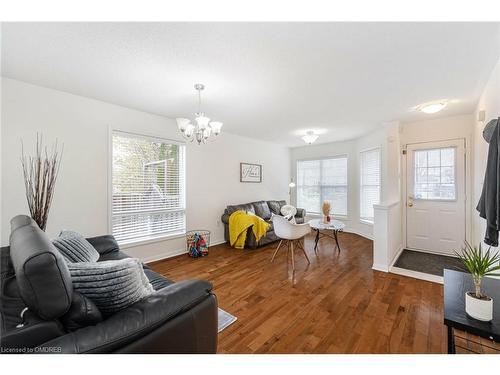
[2, 22, 499, 146]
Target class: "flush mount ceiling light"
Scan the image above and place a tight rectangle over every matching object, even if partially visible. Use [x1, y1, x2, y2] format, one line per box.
[417, 101, 448, 114]
[302, 130, 319, 145]
[176, 84, 223, 145]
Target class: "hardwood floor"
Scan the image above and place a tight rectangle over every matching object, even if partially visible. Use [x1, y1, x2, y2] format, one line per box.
[149, 232, 447, 353]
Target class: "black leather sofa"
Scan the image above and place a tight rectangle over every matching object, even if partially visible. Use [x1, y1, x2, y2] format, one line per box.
[0, 215, 218, 354]
[221, 200, 306, 249]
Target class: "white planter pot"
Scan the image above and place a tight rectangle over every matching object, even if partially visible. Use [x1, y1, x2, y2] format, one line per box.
[465, 292, 493, 322]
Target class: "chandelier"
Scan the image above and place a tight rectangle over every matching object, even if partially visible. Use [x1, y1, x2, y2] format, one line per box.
[176, 84, 223, 144]
[302, 130, 319, 144]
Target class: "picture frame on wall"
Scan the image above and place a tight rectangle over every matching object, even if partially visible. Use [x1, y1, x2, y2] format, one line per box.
[240, 162, 262, 183]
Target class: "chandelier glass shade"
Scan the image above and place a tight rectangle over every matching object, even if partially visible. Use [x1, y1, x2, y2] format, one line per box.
[176, 84, 223, 144]
[302, 130, 319, 144]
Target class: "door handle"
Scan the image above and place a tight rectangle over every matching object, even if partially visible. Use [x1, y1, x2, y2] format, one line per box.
[408, 197, 414, 207]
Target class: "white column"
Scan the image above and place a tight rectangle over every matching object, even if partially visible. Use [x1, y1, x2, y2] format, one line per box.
[373, 200, 403, 272]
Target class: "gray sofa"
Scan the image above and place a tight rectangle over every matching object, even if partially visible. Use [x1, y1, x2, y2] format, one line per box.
[221, 200, 306, 249]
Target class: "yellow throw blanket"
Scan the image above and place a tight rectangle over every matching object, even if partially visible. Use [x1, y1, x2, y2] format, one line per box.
[229, 210, 270, 249]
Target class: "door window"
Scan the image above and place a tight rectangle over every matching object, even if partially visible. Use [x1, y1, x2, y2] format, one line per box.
[413, 147, 456, 200]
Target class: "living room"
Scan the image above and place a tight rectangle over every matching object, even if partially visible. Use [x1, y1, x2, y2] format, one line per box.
[1, 1, 500, 372]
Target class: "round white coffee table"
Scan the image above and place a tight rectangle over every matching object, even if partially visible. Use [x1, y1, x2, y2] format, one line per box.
[308, 218, 345, 253]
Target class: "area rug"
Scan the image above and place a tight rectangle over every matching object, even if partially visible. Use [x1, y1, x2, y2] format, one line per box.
[218, 308, 237, 333]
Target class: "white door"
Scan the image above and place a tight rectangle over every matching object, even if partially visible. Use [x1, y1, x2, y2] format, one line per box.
[406, 139, 466, 255]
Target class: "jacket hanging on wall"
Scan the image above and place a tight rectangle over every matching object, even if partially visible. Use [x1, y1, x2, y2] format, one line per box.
[477, 118, 500, 246]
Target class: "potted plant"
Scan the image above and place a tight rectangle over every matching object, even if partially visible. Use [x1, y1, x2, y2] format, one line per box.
[455, 242, 500, 322]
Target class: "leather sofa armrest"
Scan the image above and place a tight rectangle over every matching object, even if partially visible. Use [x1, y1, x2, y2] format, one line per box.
[295, 208, 306, 218]
[221, 212, 230, 225]
[86, 235, 120, 255]
[37, 280, 214, 353]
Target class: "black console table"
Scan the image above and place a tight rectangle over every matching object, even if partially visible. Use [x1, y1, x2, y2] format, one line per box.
[444, 269, 500, 354]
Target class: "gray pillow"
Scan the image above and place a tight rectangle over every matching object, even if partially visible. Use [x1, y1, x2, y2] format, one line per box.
[67, 258, 154, 315]
[53, 230, 100, 263]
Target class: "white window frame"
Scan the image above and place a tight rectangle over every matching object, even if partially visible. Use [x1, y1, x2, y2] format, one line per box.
[412, 146, 458, 202]
[359, 147, 381, 225]
[296, 154, 349, 217]
[108, 129, 186, 248]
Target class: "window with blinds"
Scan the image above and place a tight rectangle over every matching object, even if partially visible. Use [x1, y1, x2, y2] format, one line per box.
[296, 157, 348, 216]
[111, 131, 186, 245]
[360, 148, 381, 222]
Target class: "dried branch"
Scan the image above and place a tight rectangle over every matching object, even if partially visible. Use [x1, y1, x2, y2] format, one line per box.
[20, 134, 63, 231]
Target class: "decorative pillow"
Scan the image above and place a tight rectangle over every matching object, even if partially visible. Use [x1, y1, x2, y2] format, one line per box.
[67, 258, 154, 316]
[53, 231, 100, 263]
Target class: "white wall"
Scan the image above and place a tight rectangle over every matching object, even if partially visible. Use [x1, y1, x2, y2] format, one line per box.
[473, 56, 500, 248]
[290, 124, 394, 240]
[1, 78, 290, 261]
[399, 114, 475, 246]
[290, 113, 475, 260]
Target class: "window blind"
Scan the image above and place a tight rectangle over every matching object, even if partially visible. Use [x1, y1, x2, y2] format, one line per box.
[360, 148, 381, 222]
[296, 157, 348, 216]
[111, 131, 186, 245]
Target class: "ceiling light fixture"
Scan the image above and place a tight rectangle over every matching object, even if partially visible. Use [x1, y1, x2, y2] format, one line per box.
[176, 84, 223, 145]
[417, 101, 448, 114]
[302, 130, 319, 145]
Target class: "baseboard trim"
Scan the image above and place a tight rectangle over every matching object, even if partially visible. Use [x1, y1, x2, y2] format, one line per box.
[343, 228, 373, 241]
[372, 263, 389, 272]
[389, 245, 405, 268]
[389, 266, 443, 284]
[372, 246, 403, 274]
[143, 239, 226, 264]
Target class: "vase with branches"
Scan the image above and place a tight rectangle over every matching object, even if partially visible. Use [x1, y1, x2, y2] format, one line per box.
[455, 241, 500, 321]
[21, 134, 63, 231]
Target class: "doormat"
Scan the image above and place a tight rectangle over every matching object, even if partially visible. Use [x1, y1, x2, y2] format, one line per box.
[394, 249, 468, 276]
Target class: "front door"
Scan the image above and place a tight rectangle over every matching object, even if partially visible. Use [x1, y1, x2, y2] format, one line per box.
[406, 139, 466, 255]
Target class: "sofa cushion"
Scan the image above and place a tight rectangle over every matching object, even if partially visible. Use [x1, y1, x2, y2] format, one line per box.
[265, 221, 274, 232]
[60, 292, 103, 332]
[67, 258, 154, 316]
[226, 203, 255, 216]
[53, 231, 100, 263]
[9, 215, 73, 320]
[37, 280, 214, 353]
[98, 250, 131, 262]
[267, 200, 286, 215]
[252, 201, 272, 220]
[86, 235, 120, 255]
[144, 268, 174, 291]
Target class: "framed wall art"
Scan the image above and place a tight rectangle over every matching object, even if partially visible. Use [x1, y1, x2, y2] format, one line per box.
[240, 162, 262, 183]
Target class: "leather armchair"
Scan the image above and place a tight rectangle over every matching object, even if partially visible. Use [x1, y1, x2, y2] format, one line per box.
[0, 216, 218, 354]
[38, 280, 217, 353]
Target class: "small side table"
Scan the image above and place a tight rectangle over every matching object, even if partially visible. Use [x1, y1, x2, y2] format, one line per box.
[308, 218, 345, 254]
[444, 269, 500, 354]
